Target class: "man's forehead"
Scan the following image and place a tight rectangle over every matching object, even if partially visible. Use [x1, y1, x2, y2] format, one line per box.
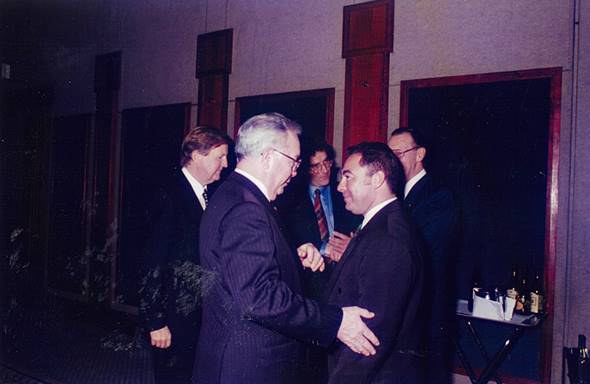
[389, 132, 415, 148]
[310, 150, 328, 161]
[343, 153, 363, 172]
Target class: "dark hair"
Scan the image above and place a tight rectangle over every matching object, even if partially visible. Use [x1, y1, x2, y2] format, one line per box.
[309, 142, 336, 162]
[347, 141, 404, 197]
[180, 126, 229, 166]
[390, 127, 428, 150]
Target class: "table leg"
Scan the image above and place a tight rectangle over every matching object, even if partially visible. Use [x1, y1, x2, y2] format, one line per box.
[444, 325, 478, 384]
[475, 327, 525, 384]
[465, 320, 503, 384]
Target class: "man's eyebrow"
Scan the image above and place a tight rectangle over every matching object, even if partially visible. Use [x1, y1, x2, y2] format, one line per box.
[342, 170, 352, 175]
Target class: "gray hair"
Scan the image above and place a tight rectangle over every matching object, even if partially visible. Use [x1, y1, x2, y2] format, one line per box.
[235, 112, 302, 161]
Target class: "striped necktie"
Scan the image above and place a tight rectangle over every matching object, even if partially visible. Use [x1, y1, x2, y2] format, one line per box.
[313, 189, 329, 243]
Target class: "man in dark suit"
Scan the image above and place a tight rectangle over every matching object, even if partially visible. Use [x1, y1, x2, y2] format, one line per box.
[194, 113, 380, 384]
[326, 142, 425, 384]
[389, 128, 457, 384]
[283, 143, 361, 289]
[281, 142, 362, 382]
[139, 126, 229, 384]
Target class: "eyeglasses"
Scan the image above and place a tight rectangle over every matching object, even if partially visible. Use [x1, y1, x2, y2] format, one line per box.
[309, 159, 333, 171]
[392, 146, 419, 159]
[272, 148, 302, 170]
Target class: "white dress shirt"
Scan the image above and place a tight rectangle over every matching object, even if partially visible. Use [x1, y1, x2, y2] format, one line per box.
[361, 197, 398, 229]
[404, 169, 426, 198]
[182, 167, 207, 210]
[235, 168, 271, 201]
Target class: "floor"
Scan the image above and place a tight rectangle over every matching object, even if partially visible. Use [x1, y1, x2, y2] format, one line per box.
[0, 296, 154, 384]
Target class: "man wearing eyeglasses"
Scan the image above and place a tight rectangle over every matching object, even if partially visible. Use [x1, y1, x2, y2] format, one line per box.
[283, 143, 362, 270]
[193, 113, 380, 384]
[281, 142, 362, 382]
[388, 127, 457, 384]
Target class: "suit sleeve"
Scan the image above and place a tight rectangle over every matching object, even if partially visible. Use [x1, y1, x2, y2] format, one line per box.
[415, 189, 457, 320]
[328, 232, 419, 382]
[219, 202, 342, 346]
[415, 189, 456, 264]
[138, 192, 175, 332]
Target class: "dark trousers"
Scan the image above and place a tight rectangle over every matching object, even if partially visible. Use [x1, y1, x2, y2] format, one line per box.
[152, 337, 197, 384]
[425, 329, 453, 384]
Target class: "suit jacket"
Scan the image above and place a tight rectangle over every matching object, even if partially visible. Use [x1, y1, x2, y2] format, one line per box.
[139, 170, 204, 347]
[404, 173, 457, 332]
[325, 200, 425, 384]
[282, 183, 362, 301]
[194, 172, 343, 384]
[284, 183, 362, 249]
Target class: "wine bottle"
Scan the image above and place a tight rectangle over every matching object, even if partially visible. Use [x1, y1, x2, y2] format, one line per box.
[516, 270, 529, 314]
[506, 265, 519, 300]
[530, 272, 544, 314]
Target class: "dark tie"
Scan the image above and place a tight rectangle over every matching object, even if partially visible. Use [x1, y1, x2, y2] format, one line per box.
[314, 189, 329, 243]
[202, 189, 208, 208]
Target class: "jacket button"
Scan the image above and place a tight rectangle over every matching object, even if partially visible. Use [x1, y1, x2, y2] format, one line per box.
[337, 287, 342, 295]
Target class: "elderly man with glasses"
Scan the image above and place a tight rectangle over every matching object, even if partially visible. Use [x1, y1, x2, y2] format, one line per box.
[193, 113, 379, 384]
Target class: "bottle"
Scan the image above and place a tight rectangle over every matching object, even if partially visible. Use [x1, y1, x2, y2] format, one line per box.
[516, 270, 529, 314]
[468, 269, 481, 313]
[506, 265, 519, 300]
[579, 335, 588, 361]
[529, 272, 544, 314]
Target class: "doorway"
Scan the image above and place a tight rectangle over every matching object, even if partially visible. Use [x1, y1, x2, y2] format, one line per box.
[399, 67, 561, 383]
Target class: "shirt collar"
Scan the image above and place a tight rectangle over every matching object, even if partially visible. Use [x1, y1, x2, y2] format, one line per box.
[235, 168, 271, 201]
[182, 167, 207, 209]
[361, 196, 397, 229]
[405, 169, 426, 198]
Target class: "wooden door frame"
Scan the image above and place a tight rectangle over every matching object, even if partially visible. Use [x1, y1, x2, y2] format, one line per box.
[233, 88, 335, 145]
[399, 67, 562, 384]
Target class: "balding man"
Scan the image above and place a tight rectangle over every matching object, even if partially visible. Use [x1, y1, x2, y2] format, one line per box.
[389, 128, 457, 384]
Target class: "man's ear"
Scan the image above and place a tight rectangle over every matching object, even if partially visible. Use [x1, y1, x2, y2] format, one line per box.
[261, 149, 273, 170]
[371, 170, 386, 189]
[416, 147, 426, 162]
[191, 150, 201, 163]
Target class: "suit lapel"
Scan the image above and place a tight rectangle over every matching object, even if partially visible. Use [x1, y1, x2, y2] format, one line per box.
[324, 200, 400, 298]
[404, 173, 430, 209]
[231, 172, 304, 285]
[178, 170, 204, 217]
[324, 229, 364, 297]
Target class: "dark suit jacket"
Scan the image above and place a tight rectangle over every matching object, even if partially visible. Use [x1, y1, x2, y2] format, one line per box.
[325, 200, 425, 384]
[404, 173, 457, 333]
[284, 183, 362, 249]
[139, 170, 204, 351]
[194, 172, 343, 384]
[282, 183, 362, 301]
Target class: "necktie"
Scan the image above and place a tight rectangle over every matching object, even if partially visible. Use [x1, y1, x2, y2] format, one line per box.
[314, 189, 329, 243]
[202, 189, 208, 208]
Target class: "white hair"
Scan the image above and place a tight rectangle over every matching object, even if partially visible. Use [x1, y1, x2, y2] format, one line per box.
[235, 112, 301, 160]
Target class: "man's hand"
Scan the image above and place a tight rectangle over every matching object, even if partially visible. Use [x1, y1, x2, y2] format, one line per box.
[297, 243, 325, 272]
[325, 231, 353, 263]
[150, 326, 172, 349]
[337, 306, 380, 356]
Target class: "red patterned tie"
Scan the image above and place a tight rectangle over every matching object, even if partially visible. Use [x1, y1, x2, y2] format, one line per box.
[314, 189, 329, 243]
